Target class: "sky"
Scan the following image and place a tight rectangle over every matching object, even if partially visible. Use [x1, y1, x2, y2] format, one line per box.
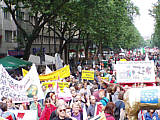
[132, 0, 157, 40]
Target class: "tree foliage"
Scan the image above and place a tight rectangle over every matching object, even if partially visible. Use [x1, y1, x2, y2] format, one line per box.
[151, 1, 160, 48]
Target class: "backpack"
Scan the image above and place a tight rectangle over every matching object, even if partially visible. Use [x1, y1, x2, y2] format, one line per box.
[114, 101, 122, 119]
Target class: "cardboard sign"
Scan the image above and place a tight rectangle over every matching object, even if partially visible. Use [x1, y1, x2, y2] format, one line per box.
[81, 70, 94, 80]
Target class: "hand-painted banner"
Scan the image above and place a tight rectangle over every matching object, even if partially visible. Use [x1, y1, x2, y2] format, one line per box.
[0, 64, 44, 103]
[42, 82, 70, 92]
[22, 65, 70, 81]
[115, 61, 155, 83]
[82, 70, 94, 80]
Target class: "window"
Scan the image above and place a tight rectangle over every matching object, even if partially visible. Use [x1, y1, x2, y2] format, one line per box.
[5, 30, 12, 42]
[3, 9, 10, 20]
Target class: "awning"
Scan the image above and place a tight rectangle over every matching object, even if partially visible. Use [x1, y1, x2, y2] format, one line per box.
[0, 56, 32, 70]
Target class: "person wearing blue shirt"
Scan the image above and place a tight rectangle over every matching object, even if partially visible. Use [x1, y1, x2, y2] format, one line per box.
[144, 110, 159, 120]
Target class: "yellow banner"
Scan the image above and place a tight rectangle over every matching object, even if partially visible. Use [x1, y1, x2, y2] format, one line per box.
[81, 70, 94, 80]
[42, 82, 70, 92]
[101, 77, 109, 81]
[22, 65, 70, 81]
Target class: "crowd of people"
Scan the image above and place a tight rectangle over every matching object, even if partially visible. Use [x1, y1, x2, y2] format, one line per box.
[1, 49, 160, 120]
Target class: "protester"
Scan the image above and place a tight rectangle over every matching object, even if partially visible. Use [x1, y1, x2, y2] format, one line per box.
[1, 103, 16, 120]
[30, 95, 43, 120]
[39, 98, 56, 120]
[114, 92, 125, 120]
[72, 102, 83, 120]
[87, 95, 97, 119]
[104, 102, 115, 120]
[144, 110, 159, 120]
[99, 89, 109, 107]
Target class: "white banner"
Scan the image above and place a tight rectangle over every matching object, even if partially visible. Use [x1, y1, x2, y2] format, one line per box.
[0, 64, 44, 103]
[115, 61, 155, 83]
[10, 110, 37, 120]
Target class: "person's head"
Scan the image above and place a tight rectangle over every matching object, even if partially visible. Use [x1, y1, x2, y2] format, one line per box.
[71, 90, 77, 98]
[33, 95, 38, 103]
[1, 97, 7, 103]
[7, 98, 13, 108]
[118, 91, 124, 100]
[90, 95, 96, 105]
[1, 103, 7, 112]
[78, 83, 83, 90]
[105, 102, 115, 115]
[112, 75, 116, 81]
[57, 104, 66, 119]
[57, 99, 66, 107]
[42, 85, 46, 92]
[114, 85, 122, 93]
[72, 102, 80, 114]
[99, 90, 105, 99]
[50, 93, 56, 103]
[83, 82, 88, 89]
[44, 98, 51, 107]
[65, 106, 71, 118]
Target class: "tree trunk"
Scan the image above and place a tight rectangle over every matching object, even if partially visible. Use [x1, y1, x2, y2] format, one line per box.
[23, 37, 34, 60]
[85, 33, 90, 60]
[64, 44, 68, 64]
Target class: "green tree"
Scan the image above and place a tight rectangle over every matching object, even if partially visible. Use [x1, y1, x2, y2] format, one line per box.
[3, 0, 69, 60]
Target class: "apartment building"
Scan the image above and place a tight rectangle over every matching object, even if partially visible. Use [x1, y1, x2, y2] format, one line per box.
[0, 1, 18, 57]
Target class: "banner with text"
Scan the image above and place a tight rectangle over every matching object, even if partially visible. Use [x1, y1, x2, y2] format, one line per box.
[82, 70, 94, 80]
[10, 110, 37, 120]
[115, 61, 155, 83]
[22, 65, 70, 81]
[42, 82, 70, 92]
[0, 64, 44, 103]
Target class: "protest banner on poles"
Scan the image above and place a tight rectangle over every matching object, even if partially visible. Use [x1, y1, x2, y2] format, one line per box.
[42, 82, 70, 92]
[22, 65, 70, 81]
[81, 70, 94, 80]
[0, 64, 44, 103]
[115, 61, 155, 83]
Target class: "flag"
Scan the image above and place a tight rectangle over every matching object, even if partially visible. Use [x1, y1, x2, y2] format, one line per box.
[45, 65, 52, 74]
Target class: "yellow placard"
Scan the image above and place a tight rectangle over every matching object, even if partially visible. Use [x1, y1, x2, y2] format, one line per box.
[120, 59, 127, 61]
[81, 70, 94, 80]
[42, 82, 70, 92]
[101, 77, 109, 81]
[22, 65, 70, 81]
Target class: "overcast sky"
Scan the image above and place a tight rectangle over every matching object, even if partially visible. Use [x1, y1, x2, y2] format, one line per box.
[132, 0, 157, 40]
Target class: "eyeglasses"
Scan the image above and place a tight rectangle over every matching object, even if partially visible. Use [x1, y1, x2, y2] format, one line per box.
[59, 109, 66, 112]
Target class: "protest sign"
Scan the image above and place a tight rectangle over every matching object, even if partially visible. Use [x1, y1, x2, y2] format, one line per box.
[0, 64, 44, 103]
[10, 110, 37, 120]
[22, 65, 70, 81]
[81, 70, 94, 80]
[42, 82, 70, 92]
[115, 61, 155, 83]
[90, 113, 106, 120]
